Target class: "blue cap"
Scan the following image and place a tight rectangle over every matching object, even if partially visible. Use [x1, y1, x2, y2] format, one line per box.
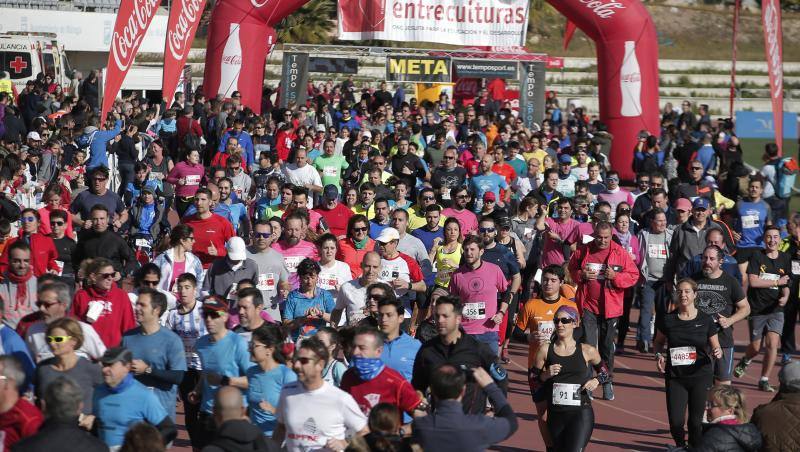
[692, 198, 710, 210]
[558, 154, 572, 165]
[323, 184, 339, 200]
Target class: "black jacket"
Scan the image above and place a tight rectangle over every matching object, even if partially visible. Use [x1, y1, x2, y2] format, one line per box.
[11, 418, 108, 452]
[691, 422, 762, 452]
[73, 228, 134, 276]
[412, 332, 508, 414]
[201, 419, 278, 452]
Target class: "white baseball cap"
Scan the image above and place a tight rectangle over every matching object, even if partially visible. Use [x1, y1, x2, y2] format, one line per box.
[225, 237, 247, 261]
[26, 131, 41, 141]
[376, 227, 400, 243]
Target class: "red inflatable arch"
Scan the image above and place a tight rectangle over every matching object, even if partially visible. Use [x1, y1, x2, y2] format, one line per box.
[204, 0, 659, 179]
[547, 0, 660, 180]
[203, 0, 310, 114]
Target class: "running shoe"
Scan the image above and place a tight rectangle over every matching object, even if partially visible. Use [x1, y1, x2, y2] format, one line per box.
[733, 358, 751, 378]
[782, 353, 793, 365]
[759, 379, 776, 392]
[603, 382, 615, 401]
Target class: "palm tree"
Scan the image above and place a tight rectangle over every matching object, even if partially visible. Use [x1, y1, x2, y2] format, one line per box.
[275, 0, 336, 44]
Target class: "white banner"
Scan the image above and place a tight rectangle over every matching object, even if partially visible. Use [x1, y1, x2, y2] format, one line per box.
[337, 0, 529, 47]
[0, 8, 167, 53]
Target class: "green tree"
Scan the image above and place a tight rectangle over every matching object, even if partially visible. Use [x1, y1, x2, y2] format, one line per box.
[275, 0, 336, 44]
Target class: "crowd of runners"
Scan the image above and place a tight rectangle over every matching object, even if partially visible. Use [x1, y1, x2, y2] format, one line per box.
[0, 72, 796, 451]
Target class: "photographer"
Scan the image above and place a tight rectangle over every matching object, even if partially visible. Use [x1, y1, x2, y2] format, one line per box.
[412, 363, 518, 451]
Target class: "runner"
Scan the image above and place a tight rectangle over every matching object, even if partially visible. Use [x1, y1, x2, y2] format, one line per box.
[653, 278, 722, 448]
[531, 305, 606, 452]
[734, 226, 792, 391]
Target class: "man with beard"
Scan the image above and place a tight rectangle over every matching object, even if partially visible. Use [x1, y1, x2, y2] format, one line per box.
[273, 212, 319, 285]
[692, 245, 750, 385]
[442, 186, 478, 238]
[431, 146, 466, 207]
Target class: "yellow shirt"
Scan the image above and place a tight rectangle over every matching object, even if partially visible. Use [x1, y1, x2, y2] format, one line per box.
[433, 243, 462, 288]
[351, 203, 375, 220]
[407, 206, 447, 231]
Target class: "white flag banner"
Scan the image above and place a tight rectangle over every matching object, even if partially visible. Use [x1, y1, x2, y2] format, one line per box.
[337, 0, 530, 47]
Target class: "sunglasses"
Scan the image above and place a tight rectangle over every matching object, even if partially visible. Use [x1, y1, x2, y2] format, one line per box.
[20, 217, 36, 223]
[98, 272, 115, 279]
[456, 194, 470, 199]
[46, 335, 72, 343]
[691, 167, 703, 171]
[422, 196, 435, 201]
[254, 232, 271, 239]
[607, 178, 620, 182]
[352, 227, 369, 233]
[142, 280, 159, 287]
[36, 300, 59, 309]
[50, 221, 65, 227]
[292, 356, 317, 365]
[442, 156, 455, 160]
[93, 177, 108, 182]
[202, 310, 224, 319]
[554, 317, 575, 325]
[479, 227, 496, 233]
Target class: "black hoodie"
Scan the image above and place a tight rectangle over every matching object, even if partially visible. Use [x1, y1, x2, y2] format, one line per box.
[201, 419, 278, 452]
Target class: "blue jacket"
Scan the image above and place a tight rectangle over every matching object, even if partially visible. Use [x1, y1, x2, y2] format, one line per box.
[218, 130, 255, 167]
[83, 120, 123, 170]
[380, 332, 421, 382]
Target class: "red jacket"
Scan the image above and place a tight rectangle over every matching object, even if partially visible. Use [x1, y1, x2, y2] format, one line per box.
[71, 284, 136, 348]
[177, 116, 203, 142]
[0, 233, 59, 277]
[337, 237, 375, 279]
[568, 240, 639, 319]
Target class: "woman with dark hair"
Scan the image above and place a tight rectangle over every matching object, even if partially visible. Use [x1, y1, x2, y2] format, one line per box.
[165, 148, 205, 217]
[246, 324, 297, 437]
[151, 224, 203, 294]
[349, 403, 412, 452]
[336, 214, 374, 278]
[283, 258, 335, 341]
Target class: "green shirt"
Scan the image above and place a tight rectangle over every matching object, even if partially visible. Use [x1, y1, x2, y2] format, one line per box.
[313, 154, 349, 189]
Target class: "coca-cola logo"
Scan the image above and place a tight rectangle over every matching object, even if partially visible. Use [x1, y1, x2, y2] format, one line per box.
[578, 0, 625, 19]
[763, 0, 783, 99]
[167, 0, 204, 61]
[250, 0, 269, 8]
[621, 72, 641, 83]
[110, 0, 160, 71]
[222, 54, 242, 65]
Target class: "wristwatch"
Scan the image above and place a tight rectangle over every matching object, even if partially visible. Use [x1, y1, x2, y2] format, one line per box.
[144, 365, 152, 375]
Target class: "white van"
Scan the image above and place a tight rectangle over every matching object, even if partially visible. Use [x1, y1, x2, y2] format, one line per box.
[0, 31, 72, 92]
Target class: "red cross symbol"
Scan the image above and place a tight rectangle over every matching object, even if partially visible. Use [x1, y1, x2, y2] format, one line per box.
[9, 56, 27, 74]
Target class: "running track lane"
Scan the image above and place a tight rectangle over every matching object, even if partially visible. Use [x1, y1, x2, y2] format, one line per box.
[164, 302, 786, 451]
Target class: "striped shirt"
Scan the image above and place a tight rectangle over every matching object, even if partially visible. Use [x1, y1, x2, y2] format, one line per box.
[163, 301, 207, 370]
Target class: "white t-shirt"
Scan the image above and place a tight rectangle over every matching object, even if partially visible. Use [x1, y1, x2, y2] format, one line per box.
[335, 279, 368, 326]
[26, 319, 107, 363]
[317, 260, 353, 300]
[283, 164, 322, 208]
[277, 380, 367, 451]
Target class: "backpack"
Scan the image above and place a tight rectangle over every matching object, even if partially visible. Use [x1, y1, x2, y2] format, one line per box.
[773, 157, 799, 199]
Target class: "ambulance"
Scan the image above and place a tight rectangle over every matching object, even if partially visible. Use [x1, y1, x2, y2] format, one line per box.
[0, 31, 72, 93]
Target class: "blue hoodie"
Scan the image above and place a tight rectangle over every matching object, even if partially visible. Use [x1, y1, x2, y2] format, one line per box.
[81, 120, 123, 170]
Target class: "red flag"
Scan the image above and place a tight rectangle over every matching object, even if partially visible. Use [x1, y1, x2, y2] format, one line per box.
[101, 0, 161, 120]
[163, 0, 207, 105]
[762, 0, 783, 153]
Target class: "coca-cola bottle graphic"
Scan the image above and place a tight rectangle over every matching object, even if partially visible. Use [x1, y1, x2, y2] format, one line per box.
[340, 0, 386, 33]
[619, 41, 642, 117]
[218, 23, 242, 99]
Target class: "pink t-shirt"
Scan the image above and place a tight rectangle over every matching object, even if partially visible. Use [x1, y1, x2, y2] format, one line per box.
[541, 217, 581, 267]
[272, 240, 319, 288]
[448, 261, 509, 335]
[441, 207, 478, 238]
[171, 261, 186, 293]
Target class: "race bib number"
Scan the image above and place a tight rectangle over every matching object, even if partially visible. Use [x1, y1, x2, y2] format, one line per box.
[257, 273, 276, 292]
[186, 175, 201, 186]
[793, 261, 800, 276]
[148, 172, 162, 181]
[670, 346, 697, 366]
[322, 166, 338, 177]
[318, 274, 338, 290]
[463, 302, 486, 320]
[556, 179, 574, 196]
[523, 227, 533, 240]
[284, 256, 303, 273]
[441, 189, 451, 200]
[233, 185, 244, 198]
[648, 244, 667, 259]
[537, 320, 555, 338]
[586, 263, 606, 280]
[226, 283, 239, 300]
[552, 383, 581, 406]
[760, 272, 780, 289]
[135, 238, 151, 248]
[54, 260, 64, 276]
[741, 215, 760, 229]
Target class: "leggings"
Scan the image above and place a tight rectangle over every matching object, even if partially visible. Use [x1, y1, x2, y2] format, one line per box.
[178, 369, 203, 449]
[665, 374, 712, 448]
[547, 405, 594, 452]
